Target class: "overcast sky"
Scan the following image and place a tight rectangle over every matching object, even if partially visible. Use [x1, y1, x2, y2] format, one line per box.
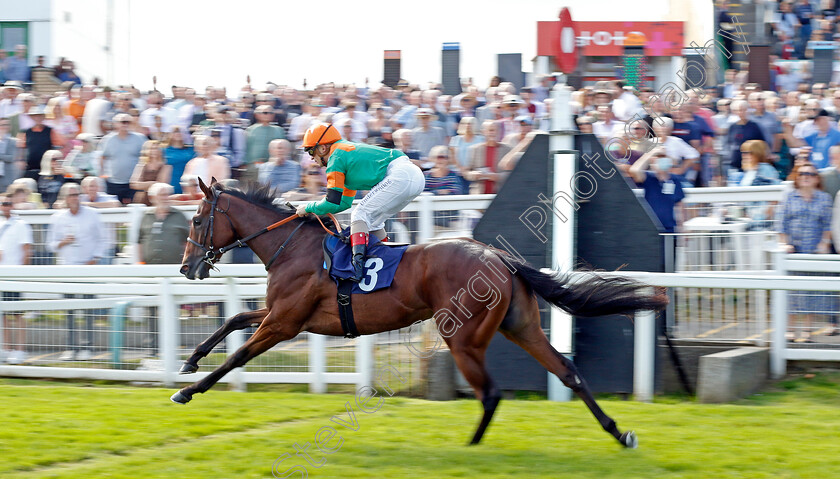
[49, 0, 697, 92]
[51, 0, 605, 92]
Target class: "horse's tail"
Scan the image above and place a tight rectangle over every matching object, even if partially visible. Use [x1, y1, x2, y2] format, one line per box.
[502, 255, 668, 318]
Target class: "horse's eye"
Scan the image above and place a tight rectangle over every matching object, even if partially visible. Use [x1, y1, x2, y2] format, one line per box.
[193, 218, 201, 226]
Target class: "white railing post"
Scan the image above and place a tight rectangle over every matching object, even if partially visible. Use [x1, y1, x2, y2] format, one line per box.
[417, 193, 434, 244]
[771, 249, 788, 378]
[634, 288, 656, 402]
[547, 80, 575, 402]
[356, 334, 374, 390]
[127, 203, 146, 264]
[159, 277, 178, 387]
[225, 277, 245, 392]
[309, 333, 326, 393]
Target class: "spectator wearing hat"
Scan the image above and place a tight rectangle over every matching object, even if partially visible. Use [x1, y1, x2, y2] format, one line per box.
[785, 109, 840, 169]
[466, 120, 512, 194]
[498, 95, 525, 140]
[412, 108, 447, 161]
[16, 105, 62, 181]
[792, 109, 840, 169]
[244, 104, 286, 182]
[0, 117, 19, 192]
[258, 139, 300, 194]
[99, 112, 147, 203]
[0, 81, 25, 119]
[502, 115, 534, 147]
[8, 92, 36, 137]
[64, 133, 100, 179]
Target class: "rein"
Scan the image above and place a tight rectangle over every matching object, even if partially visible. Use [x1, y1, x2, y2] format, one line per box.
[187, 190, 344, 271]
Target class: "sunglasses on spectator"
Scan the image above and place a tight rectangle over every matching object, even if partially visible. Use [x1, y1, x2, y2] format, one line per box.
[435, 155, 449, 159]
[1, 202, 12, 206]
[66, 193, 80, 197]
[799, 171, 818, 177]
[119, 120, 131, 124]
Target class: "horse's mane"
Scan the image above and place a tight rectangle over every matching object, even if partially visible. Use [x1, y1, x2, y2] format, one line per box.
[213, 181, 335, 229]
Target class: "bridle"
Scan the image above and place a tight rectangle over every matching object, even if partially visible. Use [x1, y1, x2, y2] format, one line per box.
[187, 188, 344, 271]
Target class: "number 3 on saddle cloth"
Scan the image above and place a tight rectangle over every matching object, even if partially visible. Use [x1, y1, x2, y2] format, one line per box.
[322, 228, 409, 338]
[322, 227, 408, 293]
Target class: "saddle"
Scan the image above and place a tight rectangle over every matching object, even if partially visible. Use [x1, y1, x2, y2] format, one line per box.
[322, 228, 410, 338]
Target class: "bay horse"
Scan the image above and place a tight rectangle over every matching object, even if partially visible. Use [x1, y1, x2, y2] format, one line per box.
[173, 178, 667, 448]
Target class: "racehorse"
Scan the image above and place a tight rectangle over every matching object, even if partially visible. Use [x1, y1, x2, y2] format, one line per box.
[173, 178, 668, 448]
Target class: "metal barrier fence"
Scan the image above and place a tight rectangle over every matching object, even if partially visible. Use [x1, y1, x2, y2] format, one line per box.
[0, 265, 435, 396]
[2, 255, 840, 397]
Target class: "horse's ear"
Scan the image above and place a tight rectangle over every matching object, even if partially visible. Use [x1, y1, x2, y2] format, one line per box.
[198, 177, 212, 197]
[210, 177, 218, 186]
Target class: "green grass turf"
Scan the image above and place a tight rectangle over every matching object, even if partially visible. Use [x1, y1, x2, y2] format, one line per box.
[1, 372, 839, 478]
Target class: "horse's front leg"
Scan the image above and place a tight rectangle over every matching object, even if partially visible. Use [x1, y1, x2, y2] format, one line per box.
[179, 308, 268, 374]
[171, 320, 297, 404]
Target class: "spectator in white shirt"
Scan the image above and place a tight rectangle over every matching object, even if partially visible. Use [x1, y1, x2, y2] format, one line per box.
[46, 183, 107, 265]
[0, 193, 33, 364]
[652, 116, 701, 178]
[46, 183, 107, 361]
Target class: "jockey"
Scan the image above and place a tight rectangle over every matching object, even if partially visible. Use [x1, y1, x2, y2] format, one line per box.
[296, 123, 425, 282]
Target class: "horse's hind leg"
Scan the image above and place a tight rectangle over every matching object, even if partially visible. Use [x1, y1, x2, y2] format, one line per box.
[179, 308, 268, 374]
[501, 297, 637, 448]
[171, 318, 293, 404]
[448, 346, 502, 445]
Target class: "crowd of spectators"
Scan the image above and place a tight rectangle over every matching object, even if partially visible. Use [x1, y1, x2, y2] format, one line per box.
[9, 37, 840, 359]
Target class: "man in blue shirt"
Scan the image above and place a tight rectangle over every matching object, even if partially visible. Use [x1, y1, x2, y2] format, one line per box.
[628, 145, 685, 233]
[3, 45, 30, 83]
[804, 109, 840, 169]
[258, 139, 301, 194]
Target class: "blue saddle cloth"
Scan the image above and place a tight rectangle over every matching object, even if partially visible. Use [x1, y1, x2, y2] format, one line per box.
[323, 228, 409, 294]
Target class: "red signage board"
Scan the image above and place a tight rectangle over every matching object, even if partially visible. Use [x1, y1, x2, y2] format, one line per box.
[538, 21, 683, 57]
[555, 8, 578, 74]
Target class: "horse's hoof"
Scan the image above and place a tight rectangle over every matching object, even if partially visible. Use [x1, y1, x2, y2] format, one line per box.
[170, 391, 192, 404]
[179, 362, 198, 374]
[620, 431, 638, 449]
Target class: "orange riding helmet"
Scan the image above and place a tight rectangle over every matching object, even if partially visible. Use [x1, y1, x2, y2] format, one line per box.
[302, 123, 341, 154]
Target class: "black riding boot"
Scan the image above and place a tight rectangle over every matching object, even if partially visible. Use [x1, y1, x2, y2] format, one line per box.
[351, 244, 367, 282]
